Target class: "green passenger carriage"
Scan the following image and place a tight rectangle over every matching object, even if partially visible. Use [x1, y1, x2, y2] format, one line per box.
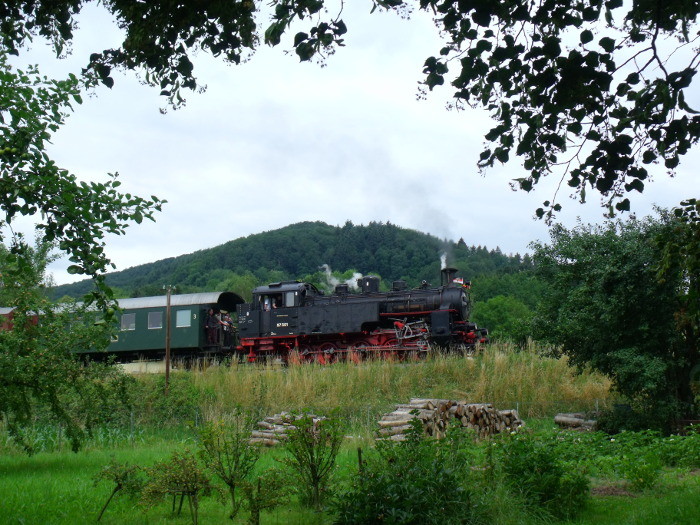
[108, 292, 244, 360]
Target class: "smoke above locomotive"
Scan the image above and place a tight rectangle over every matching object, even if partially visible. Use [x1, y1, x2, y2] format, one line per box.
[237, 267, 488, 363]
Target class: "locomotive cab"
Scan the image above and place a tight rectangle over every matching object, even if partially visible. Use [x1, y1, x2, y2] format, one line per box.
[238, 282, 326, 343]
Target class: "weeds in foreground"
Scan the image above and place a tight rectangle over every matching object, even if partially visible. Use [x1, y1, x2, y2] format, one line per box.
[140, 449, 213, 525]
[334, 423, 475, 524]
[198, 414, 260, 520]
[278, 414, 344, 510]
[492, 431, 590, 520]
[241, 469, 289, 525]
[93, 461, 146, 521]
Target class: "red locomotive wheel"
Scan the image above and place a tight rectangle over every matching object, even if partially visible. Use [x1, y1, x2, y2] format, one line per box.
[318, 343, 338, 364]
[347, 340, 370, 364]
[298, 345, 314, 363]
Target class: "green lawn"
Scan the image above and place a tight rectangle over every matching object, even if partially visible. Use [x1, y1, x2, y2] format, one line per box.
[573, 474, 700, 525]
[1, 435, 699, 525]
[0, 437, 352, 524]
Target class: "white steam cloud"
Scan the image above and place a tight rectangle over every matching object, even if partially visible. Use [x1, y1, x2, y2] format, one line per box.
[320, 264, 363, 291]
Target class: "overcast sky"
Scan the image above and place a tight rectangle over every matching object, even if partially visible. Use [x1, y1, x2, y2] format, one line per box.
[8, 3, 700, 285]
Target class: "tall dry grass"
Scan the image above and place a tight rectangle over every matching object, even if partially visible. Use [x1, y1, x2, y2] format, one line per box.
[190, 341, 612, 422]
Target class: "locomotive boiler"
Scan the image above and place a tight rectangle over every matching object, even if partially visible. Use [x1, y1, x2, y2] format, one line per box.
[236, 267, 488, 362]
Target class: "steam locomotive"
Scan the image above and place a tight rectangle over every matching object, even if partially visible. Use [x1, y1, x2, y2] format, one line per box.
[236, 267, 488, 363]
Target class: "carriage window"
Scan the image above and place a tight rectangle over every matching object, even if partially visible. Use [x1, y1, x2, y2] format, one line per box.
[148, 312, 163, 329]
[120, 313, 136, 331]
[285, 292, 295, 307]
[176, 309, 191, 328]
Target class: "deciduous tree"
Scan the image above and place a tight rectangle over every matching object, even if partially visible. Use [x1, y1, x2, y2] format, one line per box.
[0, 50, 164, 309]
[531, 215, 698, 425]
[0, 239, 133, 452]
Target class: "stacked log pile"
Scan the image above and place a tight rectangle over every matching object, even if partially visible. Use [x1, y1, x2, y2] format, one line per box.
[377, 398, 523, 441]
[250, 412, 326, 446]
[554, 413, 597, 431]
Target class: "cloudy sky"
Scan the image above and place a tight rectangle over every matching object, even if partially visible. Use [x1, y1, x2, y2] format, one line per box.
[8, 3, 700, 285]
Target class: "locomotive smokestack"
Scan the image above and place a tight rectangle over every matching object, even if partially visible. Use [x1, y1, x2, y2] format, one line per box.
[441, 267, 458, 287]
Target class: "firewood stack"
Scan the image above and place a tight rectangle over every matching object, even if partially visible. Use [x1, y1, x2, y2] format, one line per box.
[554, 413, 597, 431]
[250, 412, 327, 446]
[377, 398, 523, 441]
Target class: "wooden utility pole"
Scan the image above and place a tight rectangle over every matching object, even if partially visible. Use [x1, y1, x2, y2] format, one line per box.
[165, 285, 173, 396]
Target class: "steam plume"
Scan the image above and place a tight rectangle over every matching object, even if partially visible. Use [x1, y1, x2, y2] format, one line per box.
[320, 264, 362, 291]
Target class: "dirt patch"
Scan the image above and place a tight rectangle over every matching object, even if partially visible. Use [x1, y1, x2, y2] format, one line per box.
[591, 485, 637, 497]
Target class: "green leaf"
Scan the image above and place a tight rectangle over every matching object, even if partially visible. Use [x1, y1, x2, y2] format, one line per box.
[295, 42, 315, 61]
[472, 11, 491, 27]
[294, 32, 308, 47]
[615, 198, 630, 211]
[642, 150, 656, 164]
[599, 37, 615, 53]
[580, 30, 594, 45]
[625, 179, 644, 192]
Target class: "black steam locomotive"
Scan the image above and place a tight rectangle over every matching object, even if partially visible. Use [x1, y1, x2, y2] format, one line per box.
[236, 267, 488, 362]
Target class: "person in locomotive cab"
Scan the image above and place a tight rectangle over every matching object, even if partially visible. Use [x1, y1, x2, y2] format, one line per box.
[263, 296, 271, 311]
[205, 308, 219, 345]
[220, 312, 233, 347]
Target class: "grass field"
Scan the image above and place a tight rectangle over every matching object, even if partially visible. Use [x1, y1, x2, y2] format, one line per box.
[1, 430, 699, 524]
[187, 341, 613, 420]
[2, 343, 698, 524]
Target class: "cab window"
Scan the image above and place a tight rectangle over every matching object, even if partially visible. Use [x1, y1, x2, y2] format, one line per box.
[285, 291, 295, 307]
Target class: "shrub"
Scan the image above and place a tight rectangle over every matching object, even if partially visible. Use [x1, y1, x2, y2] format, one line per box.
[141, 449, 213, 525]
[278, 414, 343, 510]
[493, 432, 589, 520]
[241, 469, 289, 525]
[618, 452, 662, 492]
[597, 403, 677, 434]
[198, 416, 260, 520]
[334, 424, 474, 524]
[93, 461, 146, 521]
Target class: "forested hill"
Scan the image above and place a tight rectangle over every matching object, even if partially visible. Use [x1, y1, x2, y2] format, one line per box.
[51, 221, 533, 301]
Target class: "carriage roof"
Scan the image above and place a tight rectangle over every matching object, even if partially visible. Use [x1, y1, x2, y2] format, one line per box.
[117, 291, 244, 311]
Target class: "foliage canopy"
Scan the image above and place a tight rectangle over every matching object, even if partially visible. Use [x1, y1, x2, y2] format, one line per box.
[0, 49, 164, 309]
[2, 1, 697, 216]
